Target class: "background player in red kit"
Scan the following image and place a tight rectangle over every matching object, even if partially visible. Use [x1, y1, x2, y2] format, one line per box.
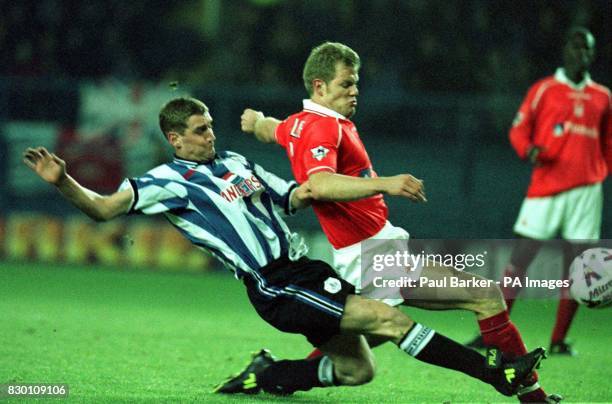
[467, 27, 611, 355]
[238, 41, 561, 403]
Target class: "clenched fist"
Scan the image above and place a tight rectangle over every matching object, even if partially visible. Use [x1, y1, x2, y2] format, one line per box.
[241, 108, 264, 133]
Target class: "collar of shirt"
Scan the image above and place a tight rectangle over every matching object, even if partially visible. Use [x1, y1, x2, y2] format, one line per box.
[303, 99, 348, 120]
[172, 154, 217, 167]
[555, 67, 592, 91]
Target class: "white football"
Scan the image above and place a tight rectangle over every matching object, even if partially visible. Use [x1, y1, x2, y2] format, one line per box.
[569, 248, 612, 308]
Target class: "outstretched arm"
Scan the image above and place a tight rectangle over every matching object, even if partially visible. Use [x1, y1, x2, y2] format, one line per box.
[309, 171, 427, 203]
[241, 108, 280, 143]
[23, 147, 133, 221]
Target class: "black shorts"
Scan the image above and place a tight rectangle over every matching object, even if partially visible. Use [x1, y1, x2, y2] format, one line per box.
[243, 256, 355, 347]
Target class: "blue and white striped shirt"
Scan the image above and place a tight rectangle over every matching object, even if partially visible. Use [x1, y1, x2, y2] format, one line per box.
[121, 151, 305, 278]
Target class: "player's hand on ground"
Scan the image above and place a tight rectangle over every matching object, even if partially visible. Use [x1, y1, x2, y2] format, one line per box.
[384, 174, 427, 202]
[241, 108, 265, 134]
[23, 147, 67, 185]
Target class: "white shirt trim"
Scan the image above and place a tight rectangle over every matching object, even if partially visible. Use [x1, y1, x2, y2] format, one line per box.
[307, 166, 336, 176]
[303, 99, 346, 119]
[531, 80, 556, 111]
[554, 68, 591, 91]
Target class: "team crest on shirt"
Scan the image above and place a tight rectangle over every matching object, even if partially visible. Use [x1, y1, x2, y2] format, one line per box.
[573, 102, 584, 117]
[310, 145, 330, 161]
[324, 277, 342, 294]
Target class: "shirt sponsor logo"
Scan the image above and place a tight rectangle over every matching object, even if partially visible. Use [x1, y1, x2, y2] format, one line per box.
[553, 122, 599, 139]
[310, 145, 330, 161]
[220, 173, 263, 202]
[565, 122, 599, 139]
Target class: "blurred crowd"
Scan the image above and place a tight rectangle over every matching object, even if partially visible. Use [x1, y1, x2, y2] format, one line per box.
[1, 0, 610, 238]
[1, 0, 610, 94]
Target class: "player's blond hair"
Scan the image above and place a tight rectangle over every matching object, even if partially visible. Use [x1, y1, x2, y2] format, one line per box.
[302, 42, 361, 96]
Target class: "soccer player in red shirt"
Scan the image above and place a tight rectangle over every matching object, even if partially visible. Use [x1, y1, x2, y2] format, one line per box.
[25, 98, 546, 399]
[239, 42, 561, 403]
[468, 27, 611, 356]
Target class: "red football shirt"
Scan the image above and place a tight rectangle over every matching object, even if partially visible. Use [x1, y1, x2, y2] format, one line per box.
[509, 68, 611, 197]
[275, 100, 388, 248]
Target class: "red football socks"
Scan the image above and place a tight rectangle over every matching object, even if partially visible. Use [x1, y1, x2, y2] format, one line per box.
[500, 264, 527, 313]
[479, 311, 547, 402]
[306, 348, 323, 360]
[551, 295, 579, 345]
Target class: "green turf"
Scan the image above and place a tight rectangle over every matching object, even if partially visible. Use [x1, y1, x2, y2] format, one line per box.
[1, 262, 610, 403]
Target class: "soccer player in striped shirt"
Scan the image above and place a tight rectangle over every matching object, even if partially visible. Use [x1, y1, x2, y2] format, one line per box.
[468, 27, 611, 356]
[239, 42, 561, 402]
[24, 97, 544, 398]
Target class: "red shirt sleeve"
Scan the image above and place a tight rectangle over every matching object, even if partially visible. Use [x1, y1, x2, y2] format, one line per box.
[300, 118, 341, 177]
[275, 119, 289, 147]
[509, 82, 541, 160]
[602, 94, 612, 175]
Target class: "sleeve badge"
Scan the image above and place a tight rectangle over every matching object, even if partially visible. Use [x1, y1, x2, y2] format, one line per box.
[310, 145, 330, 161]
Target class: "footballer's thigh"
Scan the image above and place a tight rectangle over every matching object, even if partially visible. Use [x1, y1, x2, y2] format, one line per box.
[332, 222, 415, 307]
[319, 333, 375, 386]
[403, 261, 505, 318]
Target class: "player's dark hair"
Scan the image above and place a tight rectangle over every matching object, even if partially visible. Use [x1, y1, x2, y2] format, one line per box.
[303, 42, 361, 96]
[159, 97, 208, 140]
[565, 26, 595, 48]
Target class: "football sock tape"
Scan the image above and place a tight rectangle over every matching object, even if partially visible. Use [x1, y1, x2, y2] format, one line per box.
[317, 356, 335, 387]
[399, 323, 435, 356]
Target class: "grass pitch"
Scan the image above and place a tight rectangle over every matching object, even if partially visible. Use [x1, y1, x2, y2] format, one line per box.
[1, 262, 610, 402]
